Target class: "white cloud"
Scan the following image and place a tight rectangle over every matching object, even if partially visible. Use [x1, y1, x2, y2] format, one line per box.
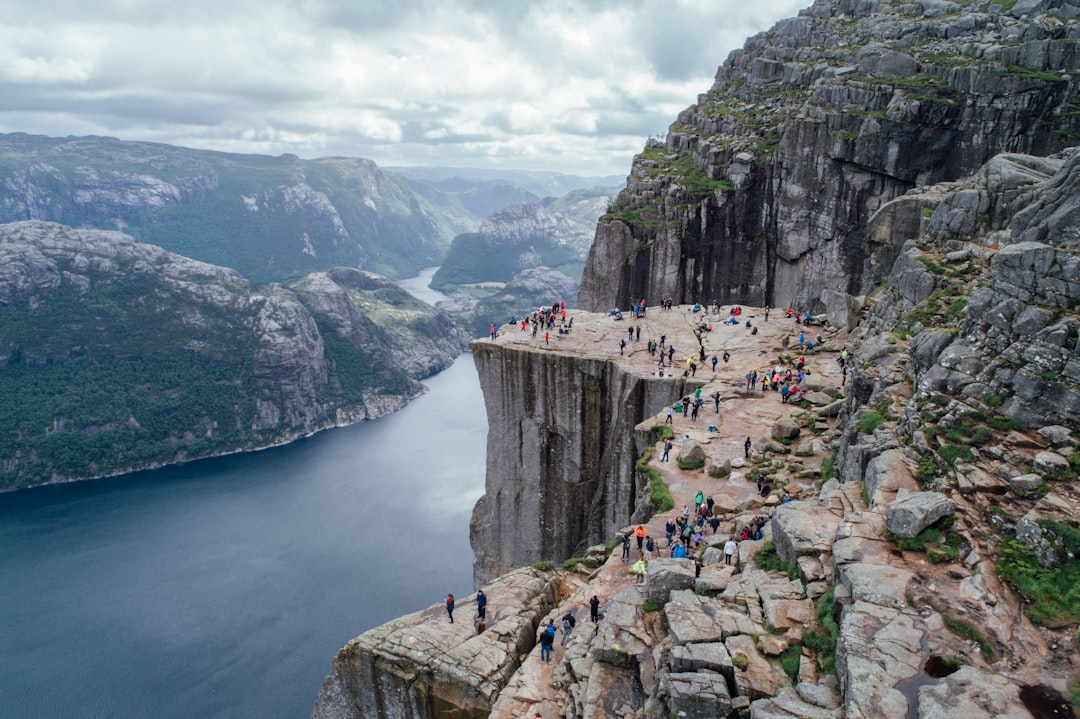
[0, 0, 809, 175]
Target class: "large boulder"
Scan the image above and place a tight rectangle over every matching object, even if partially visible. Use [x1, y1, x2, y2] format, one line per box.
[885, 491, 956, 539]
[664, 672, 732, 719]
[770, 501, 843, 565]
[1032, 450, 1070, 476]
[679, 437, 707, 466]
[593, 588, 652, 667]
[772, 420, 801, 441]
[643, 558, 696, 603]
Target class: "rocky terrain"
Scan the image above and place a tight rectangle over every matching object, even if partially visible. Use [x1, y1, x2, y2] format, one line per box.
[0, 221, 467, 490]
[310, 145, 1080, 719]
[578, 0, 1080, 315]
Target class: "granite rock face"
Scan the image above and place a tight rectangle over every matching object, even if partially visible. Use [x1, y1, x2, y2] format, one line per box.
[578, 0, 1080, 313]
[469, 340, 691, 584]
[310, 568, 559, 719]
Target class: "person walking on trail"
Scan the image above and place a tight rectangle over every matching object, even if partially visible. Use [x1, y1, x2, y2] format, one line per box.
[713, 392, 722, 413]
[694, 490, 705, 512]
[724, 538, 738, 566]
[634, 524, 647, 553]
[620, 338, 626, 355]
[539, 621, 556, 663]
[712, 355, 718, 371]
[476, 590, 487, 620]
[590, 595, 600, 622]
[621, 533, 631, 561]
[446, 594, 455, 623]
[561, 610, 576, 645]
[744, 437, 752, 458]
[661, 438, 672, 462]
[710, 514, 721, 534]
[632, 557, 647, 584]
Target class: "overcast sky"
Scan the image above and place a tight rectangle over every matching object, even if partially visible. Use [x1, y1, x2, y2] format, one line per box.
[1, 0, 808, 176]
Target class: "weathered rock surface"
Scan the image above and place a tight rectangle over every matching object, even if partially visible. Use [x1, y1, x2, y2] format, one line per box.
[311, 568, 559, 719]
[917, 666, 1034, 719]
[642, 558, 696, 603]
[578, 0, 1080, 314]
[770, 500, 843, 565]
[469, 339, 691, 584]
[885, 491, 956, 539]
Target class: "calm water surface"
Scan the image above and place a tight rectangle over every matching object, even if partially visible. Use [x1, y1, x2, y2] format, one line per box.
[395, 266, 453, 306]
[0, 354, 486, 719]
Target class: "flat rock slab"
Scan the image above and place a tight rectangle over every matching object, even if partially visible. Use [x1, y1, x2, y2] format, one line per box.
[836, 600, 925, 719]
[593, 587, 651, 667]
[838, 562, 915, 610]
[771, 501, 843, 564]
[670, 641, 733, 679]
[750, 683, 842, 719]
[917, 666, 1035, 719]
[665, 671, 732, 719]
[643, 558, 696, 603]
[726, 634, 792, 700]
[665, 590, 767, 645]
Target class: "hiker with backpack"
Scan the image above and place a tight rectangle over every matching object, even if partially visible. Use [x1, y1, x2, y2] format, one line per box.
[561, 610, 576, 645]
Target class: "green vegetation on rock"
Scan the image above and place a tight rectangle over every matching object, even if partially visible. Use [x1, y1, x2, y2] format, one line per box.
[997, 538, 1080, 628]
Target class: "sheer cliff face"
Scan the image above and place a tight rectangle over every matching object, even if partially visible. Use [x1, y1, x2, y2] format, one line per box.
[579, 0, 1080, 313]
[469, 343, 689, 585]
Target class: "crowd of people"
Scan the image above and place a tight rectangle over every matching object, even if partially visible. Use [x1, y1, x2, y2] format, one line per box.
[471, 298, 842, 688]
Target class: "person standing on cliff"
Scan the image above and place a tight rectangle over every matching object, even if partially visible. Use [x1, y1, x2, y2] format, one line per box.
[590, 595, 600, 622]
[744, 437, 752, 458]
[661, 438, 672, 462]
[446, 594, 455, 623]
[619, 338, 626, 355]
[561, 610, 576, 645]
[724, 537, 738, 565]
[539, 621, 555, 662]
[476, 590, 487, 621]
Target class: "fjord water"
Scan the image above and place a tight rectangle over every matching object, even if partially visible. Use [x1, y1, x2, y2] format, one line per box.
[0, 353, 486, 719]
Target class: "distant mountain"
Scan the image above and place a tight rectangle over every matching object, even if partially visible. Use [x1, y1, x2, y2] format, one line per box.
[0, 133, 459, 284]
[0, 221, 467, 491]
[386, 166, 624, 200]
[431, 185, 615, 291]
